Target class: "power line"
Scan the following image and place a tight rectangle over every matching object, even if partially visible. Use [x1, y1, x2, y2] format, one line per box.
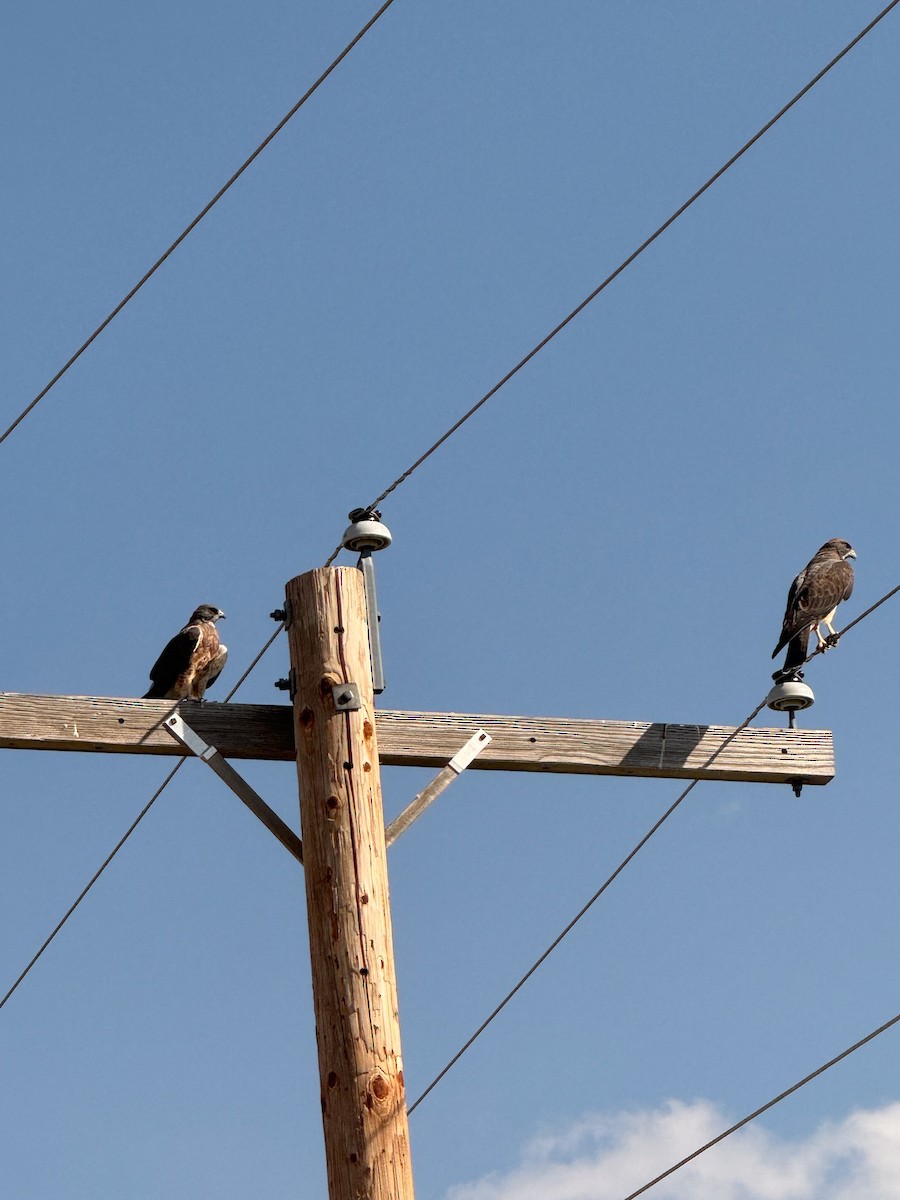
[0, 621, 284, 1013]
[407, 695, 770, 1115]
[325, 0, 900, 567]
[408, 576, 900, 1113]
[223, 620, 284, 696]
[802, 580, 900, 666]
[0, 0, 398, 448]
[620, 1008, 900, 1200]
[0, 760, 184, 1012]
[771, 577, 900, 680]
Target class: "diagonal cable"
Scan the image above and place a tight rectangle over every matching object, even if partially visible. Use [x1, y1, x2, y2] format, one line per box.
[0, 760, 184, 1012]
[0, 621, 284, 1012]
[407, 695, 770, 1114]
[325, 0, 900, 566]
[409, 577, 900, 1113]
[620, 1009, 900, 1200]
[0, 0, 398, 447]
[770, 577, 900, 682]
[799, 581, 900, 668]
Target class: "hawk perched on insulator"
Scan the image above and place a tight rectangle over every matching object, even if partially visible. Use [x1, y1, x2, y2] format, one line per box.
[772, 540, 855, 671]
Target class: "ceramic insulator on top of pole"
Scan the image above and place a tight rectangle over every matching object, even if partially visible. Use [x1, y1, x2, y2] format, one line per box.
[342, 508, 391, 694]
[342, 507, 392, 553]
[766, 675, 815, 717]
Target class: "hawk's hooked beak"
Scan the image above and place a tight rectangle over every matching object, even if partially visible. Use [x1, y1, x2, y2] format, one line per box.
[218, 610, 227, 619]
[845, 549, 857, 560]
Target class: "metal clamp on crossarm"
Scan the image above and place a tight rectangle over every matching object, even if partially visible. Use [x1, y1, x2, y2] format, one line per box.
[164, 712, 304, 864]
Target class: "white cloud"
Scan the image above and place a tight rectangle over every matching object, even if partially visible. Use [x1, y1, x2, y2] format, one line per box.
[447, 1099, 900, 1200]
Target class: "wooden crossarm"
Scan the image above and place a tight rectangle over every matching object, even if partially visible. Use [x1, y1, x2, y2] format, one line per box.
[0, 694, 834, 785]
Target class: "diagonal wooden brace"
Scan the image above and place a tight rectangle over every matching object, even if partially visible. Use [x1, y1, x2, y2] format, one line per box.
[385, 729, 491, 847]
[164, 712, 304, 865]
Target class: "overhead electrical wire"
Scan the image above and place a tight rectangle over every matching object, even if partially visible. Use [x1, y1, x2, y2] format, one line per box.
[4, 0, 899, 1150]
[767, 578, 900, 682]
[620, 1008, 900, 1200]
[803, 581, 900, 664]
[408, 578, 900, 1114]
[0, 0, 398, 448]
[325, 0, 900, 566]
[407, 695, 769, 1116]
[0, 621, 284, 1013]
[0, 760, 184, 1012]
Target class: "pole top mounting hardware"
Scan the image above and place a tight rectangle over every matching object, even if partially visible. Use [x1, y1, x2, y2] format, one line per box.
[343, 507, 392, 554]
[332, 682, 362, 712]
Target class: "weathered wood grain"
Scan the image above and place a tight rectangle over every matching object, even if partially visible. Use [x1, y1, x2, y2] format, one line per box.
[286, 567, 414, 1200]
[378, 711, 834, 785]
[0, 693, 293, 759]
[0, 693, 834, 784]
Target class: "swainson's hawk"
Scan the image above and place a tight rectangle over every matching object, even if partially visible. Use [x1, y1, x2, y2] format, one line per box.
[772, 539, 856, 671]
[144, 605, 227, 700]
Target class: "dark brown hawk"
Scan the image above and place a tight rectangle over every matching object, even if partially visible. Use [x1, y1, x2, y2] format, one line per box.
[772, 539, 856, 670]
[143, 605, 228, 700]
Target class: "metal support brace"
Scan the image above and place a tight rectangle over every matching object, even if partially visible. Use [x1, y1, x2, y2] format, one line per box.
[384, 729, 492, 847]
[164, 712, 304, 865]
[359, 550, 385, 694]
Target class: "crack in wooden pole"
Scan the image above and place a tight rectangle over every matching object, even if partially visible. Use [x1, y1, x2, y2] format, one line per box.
[285, 567, 414, 1200]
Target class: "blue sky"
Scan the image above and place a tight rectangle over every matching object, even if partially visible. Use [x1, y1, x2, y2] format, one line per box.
[3, 2, 900, 1196]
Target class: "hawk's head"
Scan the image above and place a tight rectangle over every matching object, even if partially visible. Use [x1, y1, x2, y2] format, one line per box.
[822, 538, 856, 562]
[191, 605, 226, 624]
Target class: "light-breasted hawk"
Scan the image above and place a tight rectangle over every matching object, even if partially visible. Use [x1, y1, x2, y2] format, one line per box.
[143, 605, 227, 700]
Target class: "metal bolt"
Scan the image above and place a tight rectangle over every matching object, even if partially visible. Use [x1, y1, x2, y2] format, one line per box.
[270, 608, 286, 622]
[274, 678, 291, 691]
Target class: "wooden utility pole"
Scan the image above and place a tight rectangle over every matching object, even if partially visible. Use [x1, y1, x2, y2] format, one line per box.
[0, 561, 840, 1200]
[284, 566, 414, 1200]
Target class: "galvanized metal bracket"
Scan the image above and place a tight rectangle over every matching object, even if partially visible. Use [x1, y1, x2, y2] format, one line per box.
[164, 712, 303, 865]
[358, 551, 386, 695]
[332, 682, 362, 712]
[384, 729, 492, 847]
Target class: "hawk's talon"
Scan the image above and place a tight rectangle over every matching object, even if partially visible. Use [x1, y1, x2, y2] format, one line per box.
[772, 666, 804, 684]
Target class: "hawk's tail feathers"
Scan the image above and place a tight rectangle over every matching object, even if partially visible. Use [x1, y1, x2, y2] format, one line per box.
[772, 619, 810, 660]
[778, 626, 811, 673]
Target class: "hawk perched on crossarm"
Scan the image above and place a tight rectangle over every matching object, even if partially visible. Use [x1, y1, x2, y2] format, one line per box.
[144, 605, 227, 700]
[772, 539, 856, 671]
